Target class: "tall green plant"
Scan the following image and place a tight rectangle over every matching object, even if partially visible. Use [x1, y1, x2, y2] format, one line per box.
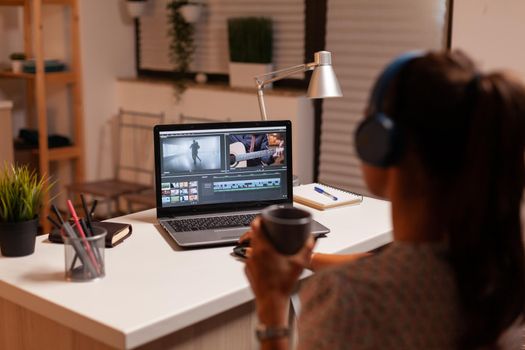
[0, 165, 50, 222]
[228, 17, 273, 64]
[167, 0, 196, 99]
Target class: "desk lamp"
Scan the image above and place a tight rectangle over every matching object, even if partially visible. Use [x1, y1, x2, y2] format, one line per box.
[255, 51, 343, 121]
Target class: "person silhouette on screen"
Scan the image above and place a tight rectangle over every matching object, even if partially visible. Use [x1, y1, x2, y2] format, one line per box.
[190, 140, 201, 166]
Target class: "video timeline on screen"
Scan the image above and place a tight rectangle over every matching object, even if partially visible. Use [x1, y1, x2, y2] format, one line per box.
[160, 172, 287, 207]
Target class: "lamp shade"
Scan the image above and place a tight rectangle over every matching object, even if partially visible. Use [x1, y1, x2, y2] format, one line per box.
[306, 51, 343, 99]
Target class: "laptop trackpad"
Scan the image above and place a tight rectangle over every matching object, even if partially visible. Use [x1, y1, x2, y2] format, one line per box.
[172, 227, 247, 247]
[215, 227, 248, 240]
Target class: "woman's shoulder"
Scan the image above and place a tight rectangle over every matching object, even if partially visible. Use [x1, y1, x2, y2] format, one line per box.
[299, 242, 462, 349]
[305, 241, 455, 301]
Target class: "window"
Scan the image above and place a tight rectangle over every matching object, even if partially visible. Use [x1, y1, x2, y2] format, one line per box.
[318, 0, 448, 195]
[138, 0, 305, 78]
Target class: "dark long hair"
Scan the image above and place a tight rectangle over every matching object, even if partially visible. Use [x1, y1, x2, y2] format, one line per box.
[386, 51, 525, 349]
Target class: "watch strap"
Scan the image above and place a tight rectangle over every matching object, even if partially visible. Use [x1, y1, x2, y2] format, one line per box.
[255, 324, 290, 341]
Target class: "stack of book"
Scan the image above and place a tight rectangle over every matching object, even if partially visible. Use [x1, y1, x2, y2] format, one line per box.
[23, 59, 66, 73]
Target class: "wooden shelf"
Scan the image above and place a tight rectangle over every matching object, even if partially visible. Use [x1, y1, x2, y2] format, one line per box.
[17, 145, 82, 162]
[44, 146, 82, 161]
[5, 0, 84, 234]
[0, 0, 72, 6]
[0, 70, 75, 84]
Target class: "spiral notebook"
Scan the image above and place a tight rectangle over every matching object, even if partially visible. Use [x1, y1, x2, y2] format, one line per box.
[293, 183, 363, 210]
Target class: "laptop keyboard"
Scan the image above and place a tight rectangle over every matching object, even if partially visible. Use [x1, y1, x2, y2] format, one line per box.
[167, 214, 258, 232]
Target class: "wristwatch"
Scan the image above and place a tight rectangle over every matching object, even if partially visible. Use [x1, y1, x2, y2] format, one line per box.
[255, 324, 290, 341]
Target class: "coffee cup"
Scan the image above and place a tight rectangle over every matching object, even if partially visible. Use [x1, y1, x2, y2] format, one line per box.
[261, 205, 312, 255]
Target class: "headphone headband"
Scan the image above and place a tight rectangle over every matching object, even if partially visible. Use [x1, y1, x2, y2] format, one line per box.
[370, 51, 425, 113]
[355, 51, 425, 168]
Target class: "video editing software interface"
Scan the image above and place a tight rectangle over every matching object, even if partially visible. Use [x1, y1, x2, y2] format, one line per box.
[159, 126, 289, 208]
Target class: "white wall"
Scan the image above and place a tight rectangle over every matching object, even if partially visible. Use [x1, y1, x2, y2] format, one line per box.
[79, 0, 136, 180]
[452, 0, 525, 227]
[452, 0, 525, 79]
[0, 7, 28, 135]
[0, 7, 23, 65]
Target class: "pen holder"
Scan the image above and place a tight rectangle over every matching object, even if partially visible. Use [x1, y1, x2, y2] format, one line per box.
[64, 227, 106, 282]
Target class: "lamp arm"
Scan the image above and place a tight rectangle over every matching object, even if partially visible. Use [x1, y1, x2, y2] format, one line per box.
[254, 63, 316, 89]
[255, 63, 317, 120]
[257, 89, 269, 121]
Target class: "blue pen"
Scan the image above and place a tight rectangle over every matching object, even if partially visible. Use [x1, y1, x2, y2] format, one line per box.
[314, 186, 338, 201]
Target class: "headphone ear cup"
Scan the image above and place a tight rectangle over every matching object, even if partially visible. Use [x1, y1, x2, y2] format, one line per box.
[355, 113, 400, 167]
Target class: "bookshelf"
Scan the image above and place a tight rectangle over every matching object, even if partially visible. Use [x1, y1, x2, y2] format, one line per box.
[0, 0, 85, 232]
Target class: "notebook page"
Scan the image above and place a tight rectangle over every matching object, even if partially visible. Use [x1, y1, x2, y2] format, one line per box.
[293, 183, 363, 210]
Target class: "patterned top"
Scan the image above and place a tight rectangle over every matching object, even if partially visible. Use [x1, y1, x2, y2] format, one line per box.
[297, 242, 464, 349]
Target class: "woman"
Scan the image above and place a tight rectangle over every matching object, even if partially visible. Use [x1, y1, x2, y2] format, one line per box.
[242, 50, 525, 349]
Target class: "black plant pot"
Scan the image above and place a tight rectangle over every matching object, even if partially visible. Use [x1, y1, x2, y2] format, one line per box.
[0, 218, 38, 257]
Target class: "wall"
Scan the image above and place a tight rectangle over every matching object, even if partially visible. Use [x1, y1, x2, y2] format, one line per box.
[0, 7, 28, 135]
[452, 0, 525, 226]
[78, 0, 136, 180]
[452, 0, 525, 79]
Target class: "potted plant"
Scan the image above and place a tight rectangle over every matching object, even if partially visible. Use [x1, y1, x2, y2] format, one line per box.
[228, 17, 273, 88]
[9, 52, 26, 74]
[0, 164, 50, 257]
[179, 1, 203, 23]
[126, 0, 148, 18]
[167, 0, 197, 99]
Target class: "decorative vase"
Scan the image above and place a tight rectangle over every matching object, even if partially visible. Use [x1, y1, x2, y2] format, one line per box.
[126, 0, 148, 18]
[11, 60, 23, 74]
[195, 72, 207, 84]
[0, 218, 38, 257]
[180, 4, 202, 23]
[228, 62, 273, 89]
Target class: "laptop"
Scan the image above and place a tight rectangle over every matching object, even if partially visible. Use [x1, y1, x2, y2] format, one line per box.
[153, 120, 329, 248]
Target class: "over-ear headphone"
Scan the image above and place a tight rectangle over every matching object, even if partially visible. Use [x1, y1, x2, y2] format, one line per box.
[355, 51, 424, 167]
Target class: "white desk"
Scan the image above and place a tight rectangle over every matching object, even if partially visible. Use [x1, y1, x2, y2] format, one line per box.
[0, 198, 392, 349]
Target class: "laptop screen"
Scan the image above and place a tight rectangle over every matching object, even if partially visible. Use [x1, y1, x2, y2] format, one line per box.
[154, 121, 292, 215]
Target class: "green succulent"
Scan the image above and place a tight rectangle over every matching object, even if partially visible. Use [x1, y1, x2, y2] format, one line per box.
[228, 17, 273, 64]
[0, 164, 51, 223]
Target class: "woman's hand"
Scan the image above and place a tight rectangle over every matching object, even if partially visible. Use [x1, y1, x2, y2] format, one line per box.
[244, 217, 314, 325]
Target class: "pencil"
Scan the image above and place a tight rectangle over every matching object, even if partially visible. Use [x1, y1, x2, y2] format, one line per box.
[67, 200, 101, 275]
[80, 194, 94, 235]
[81, 218, 103, 266]
[89, 199, 98, 219]
[51, 204, 65, 225]
[46, 215, 61, 230]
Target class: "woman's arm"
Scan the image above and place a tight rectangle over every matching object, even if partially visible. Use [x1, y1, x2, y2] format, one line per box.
[244, 218, 314, 350]
[253, 295, 290, 350]
[239, 232, 370, 271]
[239, 233, 371, 272]
[309, 252, 371, 271]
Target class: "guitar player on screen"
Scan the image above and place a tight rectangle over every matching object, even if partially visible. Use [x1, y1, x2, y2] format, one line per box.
[229, 133, 285, 168]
